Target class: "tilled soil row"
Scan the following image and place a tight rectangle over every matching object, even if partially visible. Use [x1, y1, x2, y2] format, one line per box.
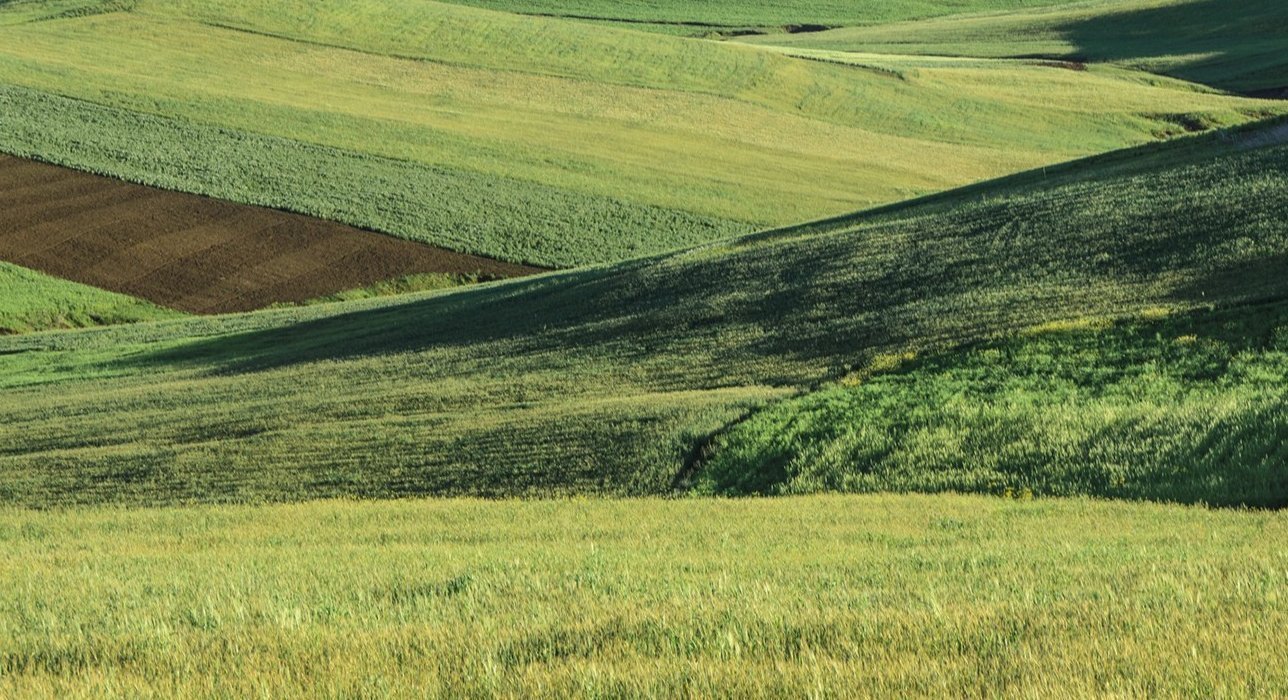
[0, 155, 542, 313]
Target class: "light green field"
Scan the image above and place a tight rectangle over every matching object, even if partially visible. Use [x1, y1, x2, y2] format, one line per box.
[2, 119, 1285, 506]
[0, 261, 179, 335]
[743, 0, 1288, 93]
[0, 0, 1279, 265]
[2, 495, 1285, 697]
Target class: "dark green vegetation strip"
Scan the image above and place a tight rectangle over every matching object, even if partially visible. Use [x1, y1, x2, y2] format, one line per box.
[1, 121, 1286, 506]
[433, 0, 1080, 35]
[0, 84, 742, 267]
[697, 302, 1288, 506]
[3, 496, 1285, 695]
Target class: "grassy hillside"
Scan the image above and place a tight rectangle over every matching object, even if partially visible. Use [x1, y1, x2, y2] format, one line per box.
[3, 495, 1284, 697]
[1, 119, 1285, 507]
[0, 262, 179, 335]
[744, 0, 1288, 93]
[696, 301, 1288, 506]
[0, 1, 1279, 265]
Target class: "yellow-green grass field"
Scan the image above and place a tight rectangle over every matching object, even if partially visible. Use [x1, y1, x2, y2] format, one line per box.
[0, 261, 179, 335]
[2, 119, 1285, 507]
[0, 0, 1280, 265]
[2, 495, 1285, 697]
[743, 0, 1288, 94]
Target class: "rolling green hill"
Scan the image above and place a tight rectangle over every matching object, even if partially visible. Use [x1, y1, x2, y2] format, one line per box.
[0, 0, 1280, 266]
[0, 262, 179, 334]
[2, 118, 1285, 507]
[743, 0, 1288, 94]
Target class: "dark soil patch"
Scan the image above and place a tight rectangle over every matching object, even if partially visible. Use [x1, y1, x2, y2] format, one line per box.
[0, 155, 542, 314]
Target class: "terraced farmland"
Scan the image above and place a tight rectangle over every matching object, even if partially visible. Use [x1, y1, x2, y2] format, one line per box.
[0, 155, 538, 313]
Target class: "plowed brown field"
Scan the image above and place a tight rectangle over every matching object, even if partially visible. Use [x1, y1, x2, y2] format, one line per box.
[0, 155, 541, 313]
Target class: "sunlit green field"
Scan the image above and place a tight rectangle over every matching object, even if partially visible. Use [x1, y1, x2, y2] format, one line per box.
[0, 261, 178, 334]
[0, 0, 1279, 265]
[2, 495, 1284, 698]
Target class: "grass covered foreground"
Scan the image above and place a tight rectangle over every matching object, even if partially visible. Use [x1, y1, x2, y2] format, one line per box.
[0, 261, 179, 335]
[0, 0, 1280, 265]
[1, 120, 1285, 507]
[1, 495, 1285, 697]
[697, 301, 1288, 506]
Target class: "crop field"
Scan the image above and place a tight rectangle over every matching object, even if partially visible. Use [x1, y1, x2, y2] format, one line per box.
[744, 0, 1288, 93]
[0, 0, 1281, 266]
[1, 0, 1284, 695]
[3, 495, 1285, 697]
[0, 155, 538, 313]
[0, 261, 177, 334]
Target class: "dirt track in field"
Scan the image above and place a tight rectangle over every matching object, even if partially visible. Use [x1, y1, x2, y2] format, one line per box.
[0, 155, 542, 313]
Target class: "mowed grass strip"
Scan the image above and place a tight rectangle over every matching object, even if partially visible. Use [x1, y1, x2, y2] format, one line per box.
[0, 154, 540, 314]
[742, 0, 1288, 94]
[0, 261, 178, 334]
[0, 121, 1285, 506]
[0, 2, 1280, 265]
[1, 495, 1285, 697]
[696, 301, 1288, 506]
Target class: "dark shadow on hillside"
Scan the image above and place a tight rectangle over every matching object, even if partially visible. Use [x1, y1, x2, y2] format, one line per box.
[1054, 0, 1286, 93]
[119, 118, 1288, 384]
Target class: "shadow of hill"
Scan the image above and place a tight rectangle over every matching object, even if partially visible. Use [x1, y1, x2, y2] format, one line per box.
[1057, 0, 1288, 93]
[122, 120, 1288, 390]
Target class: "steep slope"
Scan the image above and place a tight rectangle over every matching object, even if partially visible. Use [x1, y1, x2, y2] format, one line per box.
[0, 1, 1279, 267]
[0, 118, 1284, 506]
